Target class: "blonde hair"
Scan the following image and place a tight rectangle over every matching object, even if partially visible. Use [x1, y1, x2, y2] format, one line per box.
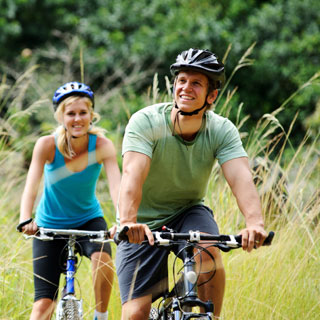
[53, 95, 106, 159]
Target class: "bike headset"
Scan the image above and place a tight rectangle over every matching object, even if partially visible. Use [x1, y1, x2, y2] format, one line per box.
[52, 81, 95, 139]
[170, 48, 225, 116]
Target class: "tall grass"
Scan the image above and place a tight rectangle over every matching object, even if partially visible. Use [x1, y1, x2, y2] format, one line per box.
[0, 60, 319, 319]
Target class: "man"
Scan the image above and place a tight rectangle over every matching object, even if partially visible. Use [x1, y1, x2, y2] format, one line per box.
[116, 48, 267, 319]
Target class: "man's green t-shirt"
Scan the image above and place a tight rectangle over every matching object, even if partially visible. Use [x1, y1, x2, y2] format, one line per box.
[121, 103, 247, 229]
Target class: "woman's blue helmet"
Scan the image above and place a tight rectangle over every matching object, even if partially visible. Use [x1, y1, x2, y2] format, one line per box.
[52, 81, 94, 111]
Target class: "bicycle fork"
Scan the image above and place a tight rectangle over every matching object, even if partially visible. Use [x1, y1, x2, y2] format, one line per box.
[65, 237, 77, 296]
[179, 245, 214, 319]
[56, 236, 83, 319]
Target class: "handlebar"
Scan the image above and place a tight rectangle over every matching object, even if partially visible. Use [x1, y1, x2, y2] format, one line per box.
[114, 226, 274, 252]
[22, 227, 113, 243]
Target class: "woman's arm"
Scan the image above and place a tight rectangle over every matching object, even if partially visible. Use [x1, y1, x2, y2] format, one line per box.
[19, 136, 55, 234]
[118, 151, 154, 244]
[97, 136, 121, 209]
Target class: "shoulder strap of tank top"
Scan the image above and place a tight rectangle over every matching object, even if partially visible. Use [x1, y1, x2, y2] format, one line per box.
[88, 134, 98, 166]
[52, 133, 65, 166]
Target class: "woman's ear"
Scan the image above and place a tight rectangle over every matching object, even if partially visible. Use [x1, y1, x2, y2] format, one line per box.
[207, 89, 218, 104]
[55, 113, 63, 124]
[90, 111, 95, 124]
[172, 78, 177, 96]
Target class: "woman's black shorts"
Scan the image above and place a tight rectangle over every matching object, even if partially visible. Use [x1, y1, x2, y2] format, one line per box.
[32, 217, 111, 302]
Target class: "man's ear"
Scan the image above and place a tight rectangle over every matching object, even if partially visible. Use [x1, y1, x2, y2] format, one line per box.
[207, 89, 218, 104]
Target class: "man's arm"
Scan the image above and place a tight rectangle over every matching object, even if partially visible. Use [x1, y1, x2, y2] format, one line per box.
[118, 151, 154, 244]
[221, 157, 267, 252]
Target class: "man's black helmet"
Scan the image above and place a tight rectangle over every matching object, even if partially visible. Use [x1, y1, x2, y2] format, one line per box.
[52, 81, 94, 111]
[170, 48, 225, 89]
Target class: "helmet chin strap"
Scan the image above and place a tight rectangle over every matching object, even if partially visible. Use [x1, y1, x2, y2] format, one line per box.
[174, 93, 209, 116]
[172, 96, 208, 142]
[63, 126, 79, 139]
[171, 84, 210, 142]
[174, 101, 207, 116]
[71, 133, 88, 139]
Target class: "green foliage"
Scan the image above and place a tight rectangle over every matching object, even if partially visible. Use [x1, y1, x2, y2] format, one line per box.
[1, 0, 318, 149]
[305, 99, 320, 138]
[226, 0, 320, 143]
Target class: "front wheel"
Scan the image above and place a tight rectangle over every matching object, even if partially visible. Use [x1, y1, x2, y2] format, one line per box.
[56, 296, 83, 320]
[149, 307, 173, 320]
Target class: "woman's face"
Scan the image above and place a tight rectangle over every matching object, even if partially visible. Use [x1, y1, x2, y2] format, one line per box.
[63, 99, 92, 138]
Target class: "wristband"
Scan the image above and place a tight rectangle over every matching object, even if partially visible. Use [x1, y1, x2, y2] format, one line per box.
[16, 218, 33, 232]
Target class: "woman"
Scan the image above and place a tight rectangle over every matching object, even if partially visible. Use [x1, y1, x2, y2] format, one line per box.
[18, 82, 121, 320]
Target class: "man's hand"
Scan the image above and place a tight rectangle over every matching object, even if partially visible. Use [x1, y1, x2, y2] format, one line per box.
[120, 223, 154, 245]
[239, 224, 268, 252]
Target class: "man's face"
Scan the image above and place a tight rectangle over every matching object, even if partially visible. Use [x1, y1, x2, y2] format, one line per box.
[174, 71, 215, 113]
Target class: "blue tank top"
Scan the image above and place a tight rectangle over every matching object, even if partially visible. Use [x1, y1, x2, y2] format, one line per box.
[35, 134, 103, 228]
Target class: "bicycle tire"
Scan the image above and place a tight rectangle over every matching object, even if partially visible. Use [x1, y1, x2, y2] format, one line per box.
[56, 297, 82, 320]
[149, 307, 173, 320]
[148, 307, 158, 319]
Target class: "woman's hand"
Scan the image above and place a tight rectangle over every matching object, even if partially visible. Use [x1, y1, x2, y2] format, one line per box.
[108, 225, 118, 239]
[17, 219, 38, 235]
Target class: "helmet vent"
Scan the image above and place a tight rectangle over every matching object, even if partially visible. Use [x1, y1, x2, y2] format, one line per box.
[170, 48, 225, 89]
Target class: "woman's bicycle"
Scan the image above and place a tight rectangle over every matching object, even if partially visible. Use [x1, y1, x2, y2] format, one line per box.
[116, 227, 274, 320]
[17, 219, 113, 320]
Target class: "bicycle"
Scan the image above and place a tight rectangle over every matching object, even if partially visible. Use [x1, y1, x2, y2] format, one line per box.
[115, 226, 274, 320]
[17, 219, 113, 320]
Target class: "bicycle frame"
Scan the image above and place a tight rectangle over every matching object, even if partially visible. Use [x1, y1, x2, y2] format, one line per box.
[65, 235, 77, 296]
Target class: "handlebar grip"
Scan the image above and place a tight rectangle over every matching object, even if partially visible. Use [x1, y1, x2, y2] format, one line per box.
[113, 226, 129, 245]
[263, 231, 275, 246]
[16, 218, 33, 232]
[234, 231, 275, 246]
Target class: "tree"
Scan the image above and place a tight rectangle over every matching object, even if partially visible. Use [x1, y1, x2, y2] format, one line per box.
[225, 0, 320, 143]
[0, 0, 318, 145]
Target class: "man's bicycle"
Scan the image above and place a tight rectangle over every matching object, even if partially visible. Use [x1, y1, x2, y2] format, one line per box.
[18, 220, 113, 320]
[116, 227, 274, 320]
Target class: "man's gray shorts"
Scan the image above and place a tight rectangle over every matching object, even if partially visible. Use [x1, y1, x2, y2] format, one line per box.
[115, 205, 219, 304]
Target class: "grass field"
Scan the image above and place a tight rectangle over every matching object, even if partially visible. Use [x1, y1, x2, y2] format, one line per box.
[1, 130, 319, 320]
